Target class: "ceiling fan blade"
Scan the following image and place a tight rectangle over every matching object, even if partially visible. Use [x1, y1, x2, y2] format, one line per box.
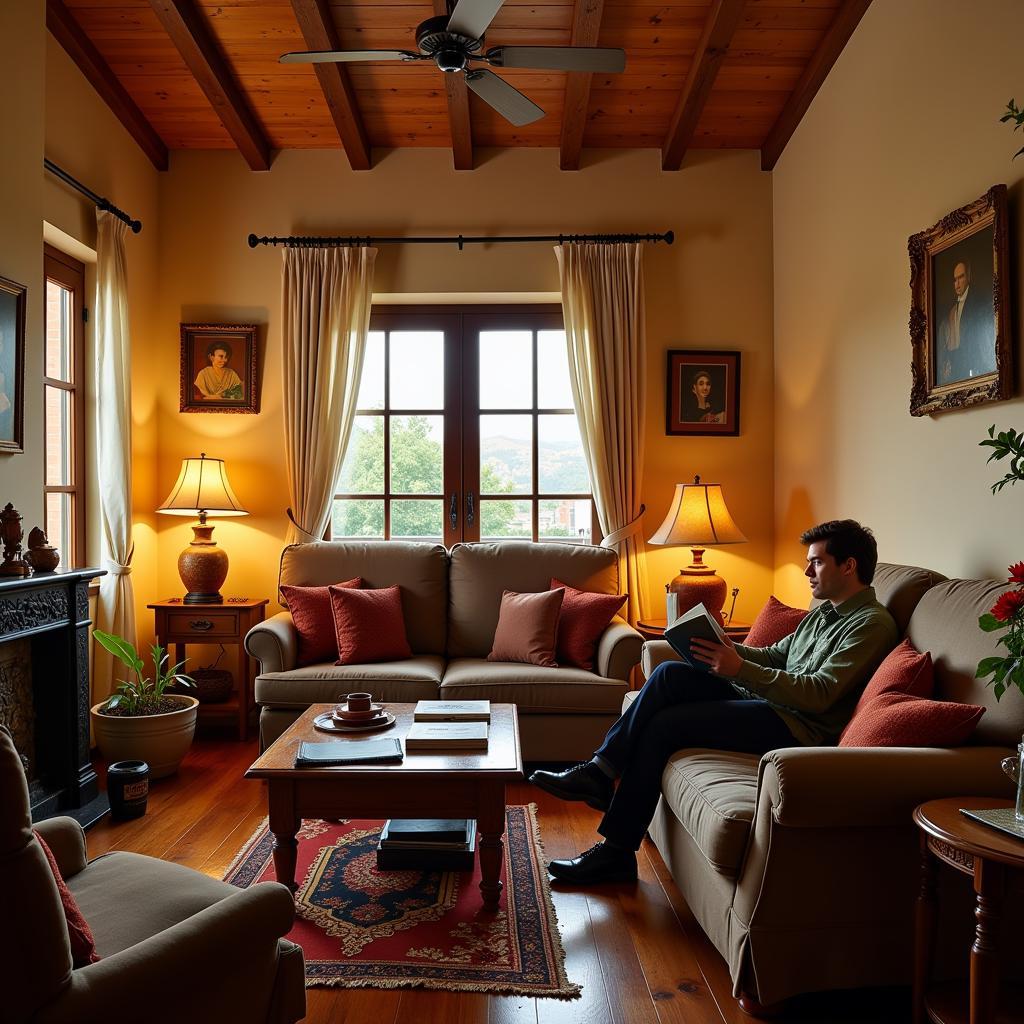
[446, 0, 505, 41]
[465, 69, 544, 126]
[487, 46, 626, 73]
[280, 49, 417, 65]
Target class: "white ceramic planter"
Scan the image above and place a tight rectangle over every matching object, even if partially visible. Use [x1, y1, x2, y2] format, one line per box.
[90, 695, 199, 779]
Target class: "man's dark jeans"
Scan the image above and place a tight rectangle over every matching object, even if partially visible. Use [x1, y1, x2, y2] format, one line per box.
[595, 661, 798, 850]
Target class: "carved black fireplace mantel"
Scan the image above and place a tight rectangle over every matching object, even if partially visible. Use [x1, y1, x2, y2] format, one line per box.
[0, 567, 107, 826]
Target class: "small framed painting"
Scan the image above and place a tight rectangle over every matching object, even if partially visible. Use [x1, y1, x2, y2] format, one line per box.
[908, 185, 1012, 416]
[0, 275, 26, 454]
[665, 350, 740, 436]
[179, 323, 258, 414]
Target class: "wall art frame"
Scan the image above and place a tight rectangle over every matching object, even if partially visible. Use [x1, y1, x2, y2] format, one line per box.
[179, 323, 259, 414]
[0, 275, 26, 454]
[665, 349, 741, 436]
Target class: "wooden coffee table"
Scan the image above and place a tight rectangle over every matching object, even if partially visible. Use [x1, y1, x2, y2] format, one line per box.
[245, 702, 523, 910]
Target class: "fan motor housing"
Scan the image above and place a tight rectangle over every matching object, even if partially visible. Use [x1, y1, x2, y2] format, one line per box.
[416, 15, 481, 72]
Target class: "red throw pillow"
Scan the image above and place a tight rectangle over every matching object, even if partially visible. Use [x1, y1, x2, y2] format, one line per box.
[329, 584, 412, 665]
[549, 578, 627, 671]
[839, 639, 985, 747]
[281, 577, 361, 665]
[742, 595, 808, 647]
[34, 830, 100, 968]
[487, 589, 565, 668]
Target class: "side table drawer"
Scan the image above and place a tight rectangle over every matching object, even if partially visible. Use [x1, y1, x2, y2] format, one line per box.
[166, 611, 239, 638]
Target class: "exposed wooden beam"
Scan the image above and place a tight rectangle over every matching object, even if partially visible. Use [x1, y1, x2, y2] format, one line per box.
[661, 0, 745, 171]
[289, 0, 372, 171]
[559, 0, 606, 171]
[46, 0, 169, 171]
[433, 0, 472, 170]
[146, 0, 272, 171]
[760, 0, 872, 171]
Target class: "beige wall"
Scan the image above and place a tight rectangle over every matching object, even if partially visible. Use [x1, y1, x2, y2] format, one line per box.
[773, 0, 1024, 605]
[154, 147, 775, 623]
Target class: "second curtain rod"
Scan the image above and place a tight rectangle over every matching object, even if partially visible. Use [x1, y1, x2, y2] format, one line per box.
[248, 230, 673, 250]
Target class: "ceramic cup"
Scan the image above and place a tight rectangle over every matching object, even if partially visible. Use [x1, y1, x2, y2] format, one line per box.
[345, 692, 373, 713]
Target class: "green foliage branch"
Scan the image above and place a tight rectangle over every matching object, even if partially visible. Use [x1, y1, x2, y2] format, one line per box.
[94, 629, 194, 716]
[1001, 98, 1024, 159]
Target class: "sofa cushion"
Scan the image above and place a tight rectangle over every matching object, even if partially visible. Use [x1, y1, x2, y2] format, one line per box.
[255, 656, 445, 708]
[281, 577, 360, 666]
[551, 578, 628, 670]
[743, 596, 807, 647]
[330, 585, 412, 664]
[447, 541, 618, 658]
[441, 658, 628, 714]
[279, 541, 448, 655]
[487, 589, 563, 667]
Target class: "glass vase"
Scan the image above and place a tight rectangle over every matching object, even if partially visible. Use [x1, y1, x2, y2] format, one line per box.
[1001, 741, 1024, 823]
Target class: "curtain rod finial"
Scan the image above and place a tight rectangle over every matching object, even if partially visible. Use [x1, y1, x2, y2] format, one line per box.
[664, 230, 674, 245]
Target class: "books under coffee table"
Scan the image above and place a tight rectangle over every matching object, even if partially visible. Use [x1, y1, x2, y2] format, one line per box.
[377, 818, 478, 871]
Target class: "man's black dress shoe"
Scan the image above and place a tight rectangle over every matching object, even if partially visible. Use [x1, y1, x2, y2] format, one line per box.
[529, 762, 613, 812]
[548, 841, 638, 884]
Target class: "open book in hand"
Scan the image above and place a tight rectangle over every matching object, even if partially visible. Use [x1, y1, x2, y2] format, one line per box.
[663, 602, 728, 673]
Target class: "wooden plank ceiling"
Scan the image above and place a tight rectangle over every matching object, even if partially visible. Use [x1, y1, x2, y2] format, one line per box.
[53, 0, 869, 171]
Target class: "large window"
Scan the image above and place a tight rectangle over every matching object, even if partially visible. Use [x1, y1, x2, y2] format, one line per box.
[43, 246, 86, 564]
[332, 307, 596, 545]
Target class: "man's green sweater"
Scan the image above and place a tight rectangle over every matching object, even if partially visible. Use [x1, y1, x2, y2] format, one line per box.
[729, 587, 898, 746]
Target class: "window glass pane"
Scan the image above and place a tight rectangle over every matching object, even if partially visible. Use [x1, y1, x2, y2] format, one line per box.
[480, 499, 532, 539]
[390, 499, 442, 541]
[356, 331, 385, 410]
[391, 415, 443, 494]
[539, 499, 592, 544]
[338, 416, 384, 494]
[45, 281, 71, 382]
[332, 499, 384, 538]
[45, 386, 71, 485]
[538, 414, 589, 494]
[537, 330, 573, 409]
[390, 331, 444, 409]
[46, 492, 71, 558]
[480, 414, 532, 493]
[479, 331, 532, 409]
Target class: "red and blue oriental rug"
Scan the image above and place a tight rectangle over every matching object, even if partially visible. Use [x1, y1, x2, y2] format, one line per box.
[224, 804, 580, 997]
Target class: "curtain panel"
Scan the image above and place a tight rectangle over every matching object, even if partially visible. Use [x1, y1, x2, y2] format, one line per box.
[281, 246, 377, 545]
[555, 242, 649, 624]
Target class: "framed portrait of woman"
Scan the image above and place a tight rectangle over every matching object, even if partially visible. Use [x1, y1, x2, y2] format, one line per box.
[665, 350, 740, 436]
[179, 323, 259, 414]
[0, 275, 26, 454]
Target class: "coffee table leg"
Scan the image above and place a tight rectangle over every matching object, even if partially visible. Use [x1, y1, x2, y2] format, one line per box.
[268, 781, 300, 893]
[478, 784, 505, 911]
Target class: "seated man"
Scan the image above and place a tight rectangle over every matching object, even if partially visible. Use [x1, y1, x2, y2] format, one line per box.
[530, 519, 898, 884]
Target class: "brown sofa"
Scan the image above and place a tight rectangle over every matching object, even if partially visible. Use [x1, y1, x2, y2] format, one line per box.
[635, 563, 1022, 1008]
[0, 726, 305, 1024]
[245, 540, 644, 760]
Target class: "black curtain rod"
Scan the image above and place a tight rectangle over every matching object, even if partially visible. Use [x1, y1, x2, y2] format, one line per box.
[247, 230, 673, 251]
[44, 159, 142, 234]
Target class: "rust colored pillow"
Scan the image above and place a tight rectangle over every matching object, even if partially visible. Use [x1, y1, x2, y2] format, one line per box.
[549, 578, 627, 670]
[742, 595, 808, 647]
[281, 577, 361, 665]
[329, 584, 412, 665]
[839, 639, 984, 748]
[487, 589, 565, 668]
[34, 830, 100, 968]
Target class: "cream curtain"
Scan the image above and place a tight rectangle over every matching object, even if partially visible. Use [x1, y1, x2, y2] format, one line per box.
[93, 209, 136, 701]
[556, 242, 649, 624]
[282, 246, 377, 544]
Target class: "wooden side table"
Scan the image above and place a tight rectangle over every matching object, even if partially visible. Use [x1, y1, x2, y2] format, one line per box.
[148, 598, 269, 741]
[912, 796, 1023, 1024]
[636, 618, 751, 642]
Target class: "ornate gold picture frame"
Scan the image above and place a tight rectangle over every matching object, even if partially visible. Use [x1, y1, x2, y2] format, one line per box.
[179, 323, 259, 414]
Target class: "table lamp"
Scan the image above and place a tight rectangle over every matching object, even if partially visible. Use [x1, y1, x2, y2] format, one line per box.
[157, 453, 248, 604]
[648, 475, 746, 624]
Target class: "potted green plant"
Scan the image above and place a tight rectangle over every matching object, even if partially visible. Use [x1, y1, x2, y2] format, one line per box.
[90, 630, 199, 778]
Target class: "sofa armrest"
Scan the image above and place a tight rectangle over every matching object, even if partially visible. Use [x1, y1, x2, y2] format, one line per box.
[596, 617, 644, 680]
[641, 639, 683, 678]
[759, 745, 1015, 829]
[244, 612, 298, 675]
[33, 817, 88, 879]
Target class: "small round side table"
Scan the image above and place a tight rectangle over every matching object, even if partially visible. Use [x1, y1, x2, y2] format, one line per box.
[636, 618, 751, 642]
[912, 796, 1022, 1024]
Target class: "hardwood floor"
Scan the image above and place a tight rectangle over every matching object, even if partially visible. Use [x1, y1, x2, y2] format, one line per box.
[86, 737, 910, 1024]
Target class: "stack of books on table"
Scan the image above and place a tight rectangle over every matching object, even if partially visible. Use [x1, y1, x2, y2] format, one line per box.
[405, 701, 490, 750]
[376, 818, 477, 871]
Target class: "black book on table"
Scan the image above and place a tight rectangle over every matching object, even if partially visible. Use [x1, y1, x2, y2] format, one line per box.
[663, 602, 729, 673]
[294, 738, 403, 767]
[382, 818, 471, 844]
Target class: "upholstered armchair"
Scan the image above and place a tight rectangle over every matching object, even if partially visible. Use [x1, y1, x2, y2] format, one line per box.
[1, 726, 306, 1024]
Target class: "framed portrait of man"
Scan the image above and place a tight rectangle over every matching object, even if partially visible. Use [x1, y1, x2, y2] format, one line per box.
[179, 323, 259, 414]
[909, 185, 1012, 416]
[0, 275, 26, 454]
[665, 350, 740, 436]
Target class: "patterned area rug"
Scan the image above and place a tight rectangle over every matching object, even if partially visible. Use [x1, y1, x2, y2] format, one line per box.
[224, 804, 580, 997]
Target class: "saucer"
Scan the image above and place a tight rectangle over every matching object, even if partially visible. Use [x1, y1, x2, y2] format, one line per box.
[315, 711, 396, 734]
[332, 702, 385, 721]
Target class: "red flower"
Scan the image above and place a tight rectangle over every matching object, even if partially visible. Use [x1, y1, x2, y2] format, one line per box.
[990, 590, 1024, 622]
[1008, 561, 1024, 584]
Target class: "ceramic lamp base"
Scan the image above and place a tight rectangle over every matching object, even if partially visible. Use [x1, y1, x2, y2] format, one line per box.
[177, 521, 228, 604]
[668, 547, 727, 623]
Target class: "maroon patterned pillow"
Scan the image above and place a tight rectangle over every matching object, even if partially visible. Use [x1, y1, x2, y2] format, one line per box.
[34, 830, 100, 968]
[281, 577, 361, 665]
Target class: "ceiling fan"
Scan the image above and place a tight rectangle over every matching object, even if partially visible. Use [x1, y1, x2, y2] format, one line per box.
[280, 0, 626, 127]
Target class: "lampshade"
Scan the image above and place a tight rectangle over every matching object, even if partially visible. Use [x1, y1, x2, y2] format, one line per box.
[648, 477, 746, 547]
[157, 453, 247, 517]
